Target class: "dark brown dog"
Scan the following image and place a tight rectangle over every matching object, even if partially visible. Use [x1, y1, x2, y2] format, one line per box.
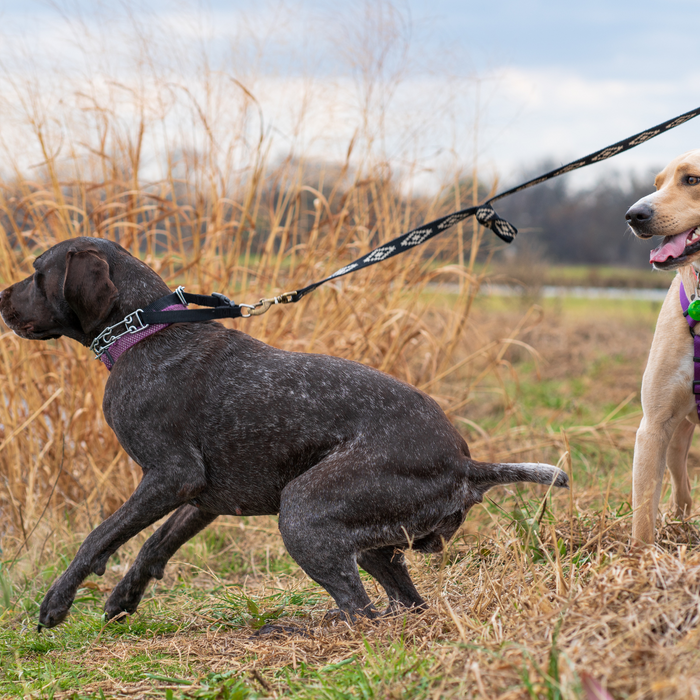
[0, 237, 568, 629]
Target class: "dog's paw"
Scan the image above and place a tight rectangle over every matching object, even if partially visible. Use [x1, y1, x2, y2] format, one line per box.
[104, 587, 142, 621]
[38, 586, 74, 631]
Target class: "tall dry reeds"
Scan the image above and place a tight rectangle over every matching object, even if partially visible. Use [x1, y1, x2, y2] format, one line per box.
[0, 4, 531, 562]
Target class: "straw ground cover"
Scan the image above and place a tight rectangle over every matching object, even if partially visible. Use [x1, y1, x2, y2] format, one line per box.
[2, 284, 700, 700]
[0, 16, 699, 698]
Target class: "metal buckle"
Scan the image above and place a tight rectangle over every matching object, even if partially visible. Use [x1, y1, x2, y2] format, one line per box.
[90, 309, 148, 358]
[174, 286, 188, 307]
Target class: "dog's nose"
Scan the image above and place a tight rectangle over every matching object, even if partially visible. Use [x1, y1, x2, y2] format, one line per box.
[625, 202, 654, 224]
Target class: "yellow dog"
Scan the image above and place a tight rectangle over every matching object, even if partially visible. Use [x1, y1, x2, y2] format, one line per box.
[625, 150, 700, 543]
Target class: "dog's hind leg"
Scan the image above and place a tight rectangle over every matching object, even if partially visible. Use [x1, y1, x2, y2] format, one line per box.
[666, 417, 694, 520]
[278, 449, 474, 621]
[357, 511, 468, 613]
[357, 546, 426, 613]
[278, 454, 410, 621]
[279, 522, 377, 620]
[105, 504, 217, 621]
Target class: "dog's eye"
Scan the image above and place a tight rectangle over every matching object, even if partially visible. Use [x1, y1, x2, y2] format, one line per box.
[34, 272, 45, 293]
[688, 176, 700, 185]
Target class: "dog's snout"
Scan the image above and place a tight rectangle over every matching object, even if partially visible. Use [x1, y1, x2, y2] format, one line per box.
[625, 202, 654, 225]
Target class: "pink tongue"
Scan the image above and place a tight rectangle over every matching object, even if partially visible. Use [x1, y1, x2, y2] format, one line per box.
[650, 230, 691, 263]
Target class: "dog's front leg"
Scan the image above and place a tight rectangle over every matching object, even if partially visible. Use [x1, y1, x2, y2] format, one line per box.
[632, 413, 686, 544]
[38, 471, 202, 629]
[104, 504, 217, 621]
[632, 275, 694, 545]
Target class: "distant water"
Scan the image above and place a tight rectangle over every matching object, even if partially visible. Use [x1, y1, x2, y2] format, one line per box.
[483, 283, 669, 302]
[428, 282, 669, 302]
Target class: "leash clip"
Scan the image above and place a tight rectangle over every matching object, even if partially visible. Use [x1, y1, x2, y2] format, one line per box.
[239, 292, 296, 318]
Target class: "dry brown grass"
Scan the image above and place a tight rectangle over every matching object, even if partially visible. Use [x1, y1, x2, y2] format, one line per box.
[25, 503, 700, 699]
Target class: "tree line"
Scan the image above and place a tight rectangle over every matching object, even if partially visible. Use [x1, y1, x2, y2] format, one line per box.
[492, 163, 660, 267]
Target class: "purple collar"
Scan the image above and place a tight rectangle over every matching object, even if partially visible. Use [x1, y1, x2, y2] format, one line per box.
[99, 303, 186, 371]
[679, 278, 700, 419]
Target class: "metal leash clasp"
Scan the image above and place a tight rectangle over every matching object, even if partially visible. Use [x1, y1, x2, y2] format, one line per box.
[240, 292, 296, 318]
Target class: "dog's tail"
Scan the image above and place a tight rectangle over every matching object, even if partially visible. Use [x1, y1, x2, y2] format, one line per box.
[467, 460, 569, 491]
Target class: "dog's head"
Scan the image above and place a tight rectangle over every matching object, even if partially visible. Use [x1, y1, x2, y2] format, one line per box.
[626, 149, 700, 270]
[0, 237, 168, 346]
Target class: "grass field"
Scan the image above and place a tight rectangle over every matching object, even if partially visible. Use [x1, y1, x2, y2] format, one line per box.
[2, 288, 699, 700]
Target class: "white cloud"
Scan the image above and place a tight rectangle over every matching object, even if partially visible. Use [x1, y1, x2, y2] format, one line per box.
[477, 67, 700, 187]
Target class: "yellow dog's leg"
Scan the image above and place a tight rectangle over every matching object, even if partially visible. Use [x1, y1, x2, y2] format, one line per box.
[632, 416, 680, 543]
[666, 417, 694, 519]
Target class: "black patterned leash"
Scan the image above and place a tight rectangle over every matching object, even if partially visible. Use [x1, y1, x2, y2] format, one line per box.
[138, 105, 700, 322]
[284, 105, 700, 303]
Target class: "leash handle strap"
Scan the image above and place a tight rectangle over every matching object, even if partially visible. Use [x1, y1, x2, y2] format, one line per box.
[679, 281, 700, 419]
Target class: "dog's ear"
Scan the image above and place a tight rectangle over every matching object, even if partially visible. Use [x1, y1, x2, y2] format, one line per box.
[63, 249, 118, 334]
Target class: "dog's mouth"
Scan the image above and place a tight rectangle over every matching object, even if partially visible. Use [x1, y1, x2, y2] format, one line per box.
[0, 315, 61, 341]
[649, 226, 700, 269]
[9, 326, 60, 341]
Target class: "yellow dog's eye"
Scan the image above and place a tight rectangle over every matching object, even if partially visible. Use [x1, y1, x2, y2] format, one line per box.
[688, 176, 700, 185]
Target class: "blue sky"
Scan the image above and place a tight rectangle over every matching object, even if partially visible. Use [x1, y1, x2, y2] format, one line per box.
[2, 0, 700, 189]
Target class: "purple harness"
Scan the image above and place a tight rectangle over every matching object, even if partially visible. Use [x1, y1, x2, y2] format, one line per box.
[99, 303, 186, 371]
[679, 279, 700, 419]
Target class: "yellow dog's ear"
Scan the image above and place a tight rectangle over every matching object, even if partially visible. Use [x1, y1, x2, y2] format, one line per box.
[63, 249, 118, 334]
